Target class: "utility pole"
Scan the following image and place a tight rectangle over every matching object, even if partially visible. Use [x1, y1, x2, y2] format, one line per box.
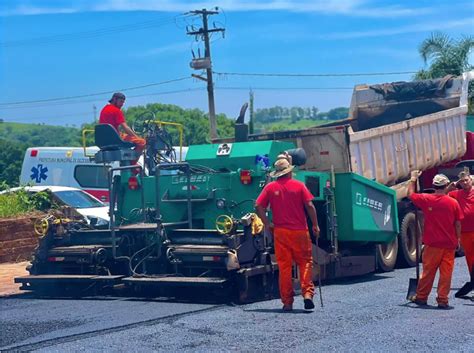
[93, 104, 97, 123]
[187, 8, 225, 141]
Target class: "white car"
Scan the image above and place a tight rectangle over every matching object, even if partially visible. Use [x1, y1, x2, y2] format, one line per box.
[1, 186, 109, 227]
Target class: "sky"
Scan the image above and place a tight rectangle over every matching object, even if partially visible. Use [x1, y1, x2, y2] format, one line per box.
[0, 0, 473, 126]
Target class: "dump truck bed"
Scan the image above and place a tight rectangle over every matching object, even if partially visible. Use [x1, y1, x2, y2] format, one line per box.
[249, 73, 471, 187]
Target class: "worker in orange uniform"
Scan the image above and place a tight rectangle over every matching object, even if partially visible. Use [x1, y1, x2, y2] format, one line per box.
[408, 172, 463, 308]
[99, 92, 146, 154]
[448, 169, 474, 297]
[255, 157, 320, 312]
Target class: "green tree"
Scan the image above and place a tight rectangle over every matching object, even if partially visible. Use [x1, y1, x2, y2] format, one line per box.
[0, 139, 27, 187]
[326, 107, 349, 120]
[415, 32, 474, 80]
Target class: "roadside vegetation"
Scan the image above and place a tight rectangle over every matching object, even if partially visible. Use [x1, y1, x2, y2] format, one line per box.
[0, 185, 52, 218]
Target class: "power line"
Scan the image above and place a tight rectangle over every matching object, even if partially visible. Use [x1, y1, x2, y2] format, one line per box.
[213, 70, 417, 77]
[3, 111, 93, 122]
[0, 86, 355, 111]
[0, 85, 361, 111]
[216, 86, 353, 90]
[0, 77, 192, 106]
[0, 87, 205, 111]
[0, 14, 190, 48]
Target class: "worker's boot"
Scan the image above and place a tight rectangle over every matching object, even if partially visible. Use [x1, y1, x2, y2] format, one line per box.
[454, 269, 473, 298]
[282, 304, 293, 312]
[304, 295, 315, 311]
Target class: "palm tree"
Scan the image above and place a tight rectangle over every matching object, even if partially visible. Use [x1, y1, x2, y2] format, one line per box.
[415, 32, 474, 80]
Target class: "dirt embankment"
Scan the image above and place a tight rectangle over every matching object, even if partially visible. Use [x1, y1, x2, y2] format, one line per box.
[0, 214, 42, 263]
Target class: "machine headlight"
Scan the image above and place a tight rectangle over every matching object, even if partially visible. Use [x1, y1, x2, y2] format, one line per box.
[87, 216, 109, 228]
[216, 198, 226, 209]
[95, 217, 109, 227]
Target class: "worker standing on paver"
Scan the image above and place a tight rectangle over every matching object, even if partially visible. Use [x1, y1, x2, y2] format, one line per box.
[99, 92, 146, 153]
[408, 172, 463, 308]
[448, 169, 474, 297]
[255, 157, 320, 312]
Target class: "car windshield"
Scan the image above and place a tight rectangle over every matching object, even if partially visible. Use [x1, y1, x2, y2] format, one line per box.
[54, 190, 104, 209]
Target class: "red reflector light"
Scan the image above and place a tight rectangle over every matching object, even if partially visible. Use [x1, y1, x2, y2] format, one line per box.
[128, 176, 139, 190]
[47, 257, 65, 262]
[30, 150, 38, 157]
[240, 170, 252, 185]
[213, 256, 220, 261]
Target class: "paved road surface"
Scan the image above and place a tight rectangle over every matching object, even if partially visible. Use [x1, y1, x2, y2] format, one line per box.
[1, 258, 472, 352]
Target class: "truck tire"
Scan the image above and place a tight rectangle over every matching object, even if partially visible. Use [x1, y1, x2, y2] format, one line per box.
[397, 212, 420, 267]
[376, 237, 398, 272]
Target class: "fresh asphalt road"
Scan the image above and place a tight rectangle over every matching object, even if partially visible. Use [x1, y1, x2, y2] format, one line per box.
[1, 258, 473, 353]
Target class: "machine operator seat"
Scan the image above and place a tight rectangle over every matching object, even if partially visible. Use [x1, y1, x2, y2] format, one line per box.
[94, 124, 140, 164]
[95, 124, 135, 150]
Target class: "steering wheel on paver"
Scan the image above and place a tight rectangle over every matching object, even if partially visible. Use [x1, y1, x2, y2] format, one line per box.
[132, 111, 156, 135]
[34, 217, 50, 236]
[215, 215, 235, 234]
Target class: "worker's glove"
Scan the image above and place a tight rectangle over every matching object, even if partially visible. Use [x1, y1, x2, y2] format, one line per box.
[446, 182, 457, 192]
[410, 170, 422, 182]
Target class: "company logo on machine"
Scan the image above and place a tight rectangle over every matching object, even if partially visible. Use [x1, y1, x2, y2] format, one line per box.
[30, 164, 48, 183]
[172, 175, 209, 184]
[383, 205, 392, 226]
[355, 192, 384, 211]
[217, 143, 232, 156]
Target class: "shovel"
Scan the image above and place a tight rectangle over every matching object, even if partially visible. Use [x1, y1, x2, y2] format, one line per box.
[455, 268, 474, 298]
[406, 207, 420, 300]
[315, 234, 324, 308]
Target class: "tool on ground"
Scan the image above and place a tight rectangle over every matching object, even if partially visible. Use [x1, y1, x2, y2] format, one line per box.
[455, 268, 473, 298]
[315, 233, 324, 307]
[406, 195, 420, 300]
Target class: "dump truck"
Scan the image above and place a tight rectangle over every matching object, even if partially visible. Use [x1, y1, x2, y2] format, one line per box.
[243, 72, 472, 271]
[15, 73, 471, 302]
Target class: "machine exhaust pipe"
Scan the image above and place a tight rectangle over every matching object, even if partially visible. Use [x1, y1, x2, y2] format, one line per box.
[235, 103, 249, 142]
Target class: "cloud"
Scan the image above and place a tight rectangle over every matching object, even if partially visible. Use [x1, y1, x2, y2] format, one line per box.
[1, 0, 431, 18]
[319, 18, 474, 40]
[0, 5, 79, 16]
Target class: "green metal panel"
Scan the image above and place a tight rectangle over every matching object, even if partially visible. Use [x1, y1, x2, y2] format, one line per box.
[334, 173, 399, 243]
[118, 140, 302, 228]
[185, 140, 294, 171]
[467, 115, 474, 132]
[294, 171, 330, 202]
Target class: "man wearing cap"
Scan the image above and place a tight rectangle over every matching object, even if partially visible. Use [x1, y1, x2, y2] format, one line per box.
[448, 169, 474, 297]
[99, 92, 146, 153]
[408, 172, 463, 308]
[255, 157, 320, 312]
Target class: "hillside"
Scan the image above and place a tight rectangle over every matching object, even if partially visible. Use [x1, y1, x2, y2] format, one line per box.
[0, 122, 82, 147]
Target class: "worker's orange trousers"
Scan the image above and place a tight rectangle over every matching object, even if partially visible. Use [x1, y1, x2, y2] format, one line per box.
[121, 133, 146, 153]
[416, 245, 455, 305]
[461, 231, 474, 276]
[274, 227, 314, 306]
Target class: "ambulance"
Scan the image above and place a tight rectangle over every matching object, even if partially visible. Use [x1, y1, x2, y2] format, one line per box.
[20, 147, 112, 202]
[20, 146, 189, 202]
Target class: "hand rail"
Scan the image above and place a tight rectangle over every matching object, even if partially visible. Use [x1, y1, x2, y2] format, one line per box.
[149, 120, 185, 162]
[82, 129, 95, 157]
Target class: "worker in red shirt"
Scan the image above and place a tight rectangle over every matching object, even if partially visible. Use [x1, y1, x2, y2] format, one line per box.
[255, 157, 320, 312]
[408, 173, 463, 308]
[99, 92, 146, 153]
[448, 169, 474, 297]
